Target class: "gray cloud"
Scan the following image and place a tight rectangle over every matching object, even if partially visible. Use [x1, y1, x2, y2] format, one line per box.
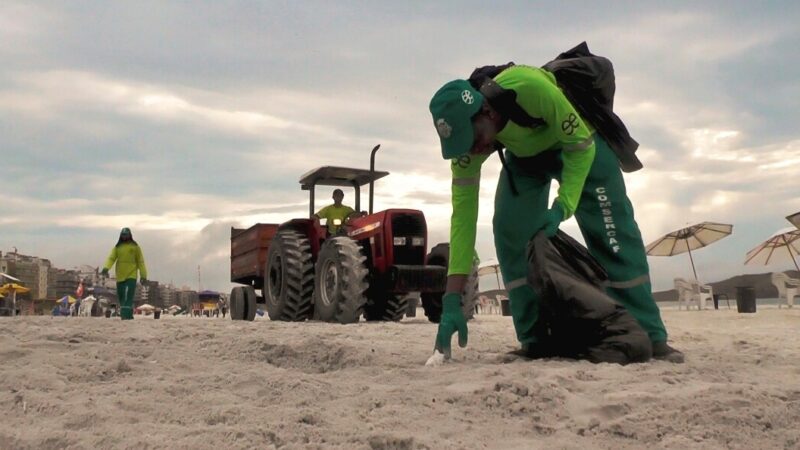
[2, 1, 799, 293]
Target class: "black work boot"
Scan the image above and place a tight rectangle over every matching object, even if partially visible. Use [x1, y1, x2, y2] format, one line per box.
[503, 342, 553, 362]
[652, 341, 684, 363]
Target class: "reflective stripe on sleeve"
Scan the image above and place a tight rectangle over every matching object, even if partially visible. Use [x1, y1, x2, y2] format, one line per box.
[452, 177, 479, 186]
[563, 136, 594, 152]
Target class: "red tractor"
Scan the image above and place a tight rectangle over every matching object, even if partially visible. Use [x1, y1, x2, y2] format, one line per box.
[229, 145, 478, 323]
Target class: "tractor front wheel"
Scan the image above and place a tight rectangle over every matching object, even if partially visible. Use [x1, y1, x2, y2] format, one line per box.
[312, 237, 369, 324]
[364, 291, 409, 322]
[420, 243, 479, 323]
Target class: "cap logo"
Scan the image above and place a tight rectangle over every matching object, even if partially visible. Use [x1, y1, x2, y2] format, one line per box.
[436, 118, 452, 138]
[461, 89, 474, 104]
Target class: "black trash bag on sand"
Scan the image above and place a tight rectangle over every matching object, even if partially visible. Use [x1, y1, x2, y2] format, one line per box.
[526, 231, 652, 364]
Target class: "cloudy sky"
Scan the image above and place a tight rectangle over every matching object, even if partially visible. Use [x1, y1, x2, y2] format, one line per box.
[2, 1, 799, 293]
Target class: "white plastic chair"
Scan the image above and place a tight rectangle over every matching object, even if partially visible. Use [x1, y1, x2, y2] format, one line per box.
[674, 278, 694, 310]
[771, 272, 800, 308]
[691, 280, 713, 310]
[674, 278, 712, 310]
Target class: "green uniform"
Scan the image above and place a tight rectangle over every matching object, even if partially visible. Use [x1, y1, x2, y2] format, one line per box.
[104, 242, 147, 320]
[449, 65, 667, 344]
[316, 204, 355, 234]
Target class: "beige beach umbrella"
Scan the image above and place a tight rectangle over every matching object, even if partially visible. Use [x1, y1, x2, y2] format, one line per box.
[0, 272, 22, 283]
[744, 227, 800, 272]
[645, 222, 734, 280]
[787, 211, 800, 229]
[477, 258, 503, 289]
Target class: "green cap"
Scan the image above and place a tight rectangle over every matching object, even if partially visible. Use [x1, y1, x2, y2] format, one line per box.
[429, 79, 483, 159]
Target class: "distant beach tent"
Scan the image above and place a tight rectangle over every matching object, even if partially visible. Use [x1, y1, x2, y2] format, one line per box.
[196, 290, 221, 313]
[645, 222, 734, 280]
[478, 258, 503, 289]
[744, 227, 800, 272]
[787, 211, 800, 230]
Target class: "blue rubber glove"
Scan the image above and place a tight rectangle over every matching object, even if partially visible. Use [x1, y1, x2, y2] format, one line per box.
[541, 203, 564, 237]
[140, 278, 148, 285]
[434, 293, 468, 359]
[100, 268, 109, 277]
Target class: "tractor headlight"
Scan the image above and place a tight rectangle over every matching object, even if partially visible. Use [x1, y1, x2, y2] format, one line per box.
[411, 237, 425, 246]
[348, 221, 381, 237]
[393, 237, 407, 246]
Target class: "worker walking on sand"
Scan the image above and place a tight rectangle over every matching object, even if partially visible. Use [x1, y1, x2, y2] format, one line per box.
[428, 51, 683, 363]
[101, 227, 148, 320]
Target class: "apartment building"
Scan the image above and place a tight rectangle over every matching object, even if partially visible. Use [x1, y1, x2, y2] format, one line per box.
[1, 251, 50, 300]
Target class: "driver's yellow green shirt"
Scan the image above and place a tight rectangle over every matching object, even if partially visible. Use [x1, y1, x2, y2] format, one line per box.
[316, 204, 355, 233]
[448, 65, 596, 275]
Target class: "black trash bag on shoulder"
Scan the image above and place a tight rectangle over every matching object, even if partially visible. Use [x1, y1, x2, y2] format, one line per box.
[526, 230, 652, 364]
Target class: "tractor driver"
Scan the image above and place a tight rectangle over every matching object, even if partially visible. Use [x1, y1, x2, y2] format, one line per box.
[313, 189, 357, 235]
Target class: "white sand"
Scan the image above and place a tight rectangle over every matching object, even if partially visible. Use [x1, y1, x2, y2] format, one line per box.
[1, 307, 799, 450]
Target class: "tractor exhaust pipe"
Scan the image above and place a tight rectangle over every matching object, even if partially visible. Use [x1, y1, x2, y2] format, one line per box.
[369, 144, 381, 214]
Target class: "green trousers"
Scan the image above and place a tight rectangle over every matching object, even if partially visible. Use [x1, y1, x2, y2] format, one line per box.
[493, 135, 668, 344]
[117, 278, 137, 320]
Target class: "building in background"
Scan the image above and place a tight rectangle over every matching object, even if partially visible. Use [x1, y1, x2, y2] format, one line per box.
[135, 280, 160, 307]
[1, 250, 222, 314]
[1, 251, 50, 300]
[75, 264, 100, 287]
[51, 268, 81, 299]
[0, 257, 9, 278]
[176, 288, 198, 312]
[158, 283, 178, 308]
[47, 265, 101, 300]
[47, 267, 58, 298]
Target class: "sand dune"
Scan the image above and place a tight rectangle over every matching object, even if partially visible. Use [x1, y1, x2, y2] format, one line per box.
[1, 307, 799, 449]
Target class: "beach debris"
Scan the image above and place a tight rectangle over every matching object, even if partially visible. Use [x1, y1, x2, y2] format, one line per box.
[116, 359, 132, 373]
[425, 350, 446, 367]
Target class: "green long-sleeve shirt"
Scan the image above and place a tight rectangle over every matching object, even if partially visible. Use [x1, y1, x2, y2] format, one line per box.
[103, 242, 148, 281]
[448, 65, 596, 275]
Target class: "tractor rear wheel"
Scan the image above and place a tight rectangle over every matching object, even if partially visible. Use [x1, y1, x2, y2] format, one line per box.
[230, 286, 245, 320]
[364, 292, 409, 322]
[420, 243, 479, 323]
[264, 230, 314, 321]
[243, 285, 257, 321]
[312, 237, 369, 324]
